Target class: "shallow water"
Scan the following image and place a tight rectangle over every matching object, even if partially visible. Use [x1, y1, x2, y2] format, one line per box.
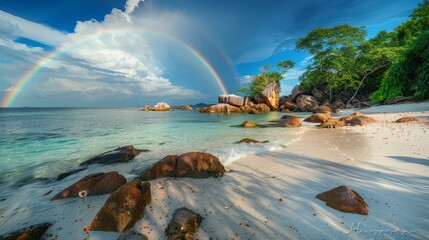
[0, 108, 310, 189]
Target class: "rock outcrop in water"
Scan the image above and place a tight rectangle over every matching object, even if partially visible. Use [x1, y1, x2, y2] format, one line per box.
[199, 103, 240, 113]
[140, 152, 225, 180]
[51, 171, 126, 201]
[153, 102, 171, 111]
[0, 222, 52, 240]
[316, 185, 368, 215]
[89, 180, 151, 232]
[278, 115, 302, 127]
[80, 145, 141, 165]
[165, 207, 203, 240]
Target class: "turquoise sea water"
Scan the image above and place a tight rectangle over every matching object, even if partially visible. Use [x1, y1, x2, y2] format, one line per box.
[0, 107, 309, 235]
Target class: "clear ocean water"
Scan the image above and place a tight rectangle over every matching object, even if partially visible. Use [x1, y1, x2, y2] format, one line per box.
[0, 107, 310, 234]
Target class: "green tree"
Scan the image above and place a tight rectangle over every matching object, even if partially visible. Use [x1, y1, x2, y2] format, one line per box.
[296, 24, 367, 92]
[237, 61, 294, 97]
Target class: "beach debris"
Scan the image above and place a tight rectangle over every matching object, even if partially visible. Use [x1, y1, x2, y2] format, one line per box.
[140, 152, 226, 180]
[316, 185, 368, 215]
[90, 180, 151, 232]
[117, 230, 148, 240]
[278, 115, 302, 127]
[395, 116, 418, 123]
[165, 207, 203, 240]
[0, 222, 52, 240]
[153, 102, 171, 111]
[80, 145, 142, 165]
[304, 113, 331, 123]
[235, 138, 269, 144]
[346, 116, 376, 126]
[51, 171, 126, 201]
[240, 120, 256, 128]
[56, 167, 87, 180]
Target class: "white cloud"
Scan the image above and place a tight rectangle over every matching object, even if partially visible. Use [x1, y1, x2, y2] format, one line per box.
[0, 10, 67, 46]
[125, 0, 143, 14]
[240, 75, 253, 83]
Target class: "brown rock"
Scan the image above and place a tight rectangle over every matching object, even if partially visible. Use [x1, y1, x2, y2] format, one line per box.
[282, 101, 297, 111]
[236, 138, 269, 144]
[140, 152, 225, 180]
[347, 116, 376, 126]
[182, 105, 192, 110]
[316, 185, 368, 215]
[199, 104, 240, 113]
[278, 115, 302, 127]
[332, 99, 345, 109]
[51, 172, 126, 201]
[291, 85, 305, 100]
[90, 180, 151, 232]
[311, 88, 326, 102]
[395, 116, 418, 123]
[80, 145, 141, 166]
[240, 105, 252, 113]
[319, 120, 346, 128]
[165, 208, 202, 240]
[249, 108, 260, 114]
[176, 152, 225, 178]
[139, 105, 151, 111]
[296, 95, 318, 112]
[0, 223, 52, 240]
[304, 113, 330, 123]
[140, 155, 178, 181]
[240, 120, 256, 128]
[261, 82, 280, 110]
[253, 103, 271, 113]
[314, 105, 333, 114]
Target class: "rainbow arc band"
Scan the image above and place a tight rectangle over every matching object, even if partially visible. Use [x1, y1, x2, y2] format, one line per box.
[1, 28, 228, 107]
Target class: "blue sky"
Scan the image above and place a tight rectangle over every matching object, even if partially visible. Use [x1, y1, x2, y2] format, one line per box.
[0, 0, 422, 107]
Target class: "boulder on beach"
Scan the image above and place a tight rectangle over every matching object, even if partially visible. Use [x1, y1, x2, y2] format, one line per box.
[90, 180, 151, 232]
[395, 116, 418, 123]
[236, 138, 269, 144]
[165, 207, 203, 240]
[0, 222, 52, 240]
[347, 116, 376, 126]
[199, 103, 240, 113]
[291, 85, 305, 100]
[314, 105, 333, 114]
[278, 115, 302, 127]
[318, 119, 346, 128]
[304, 113, 330, 123]
[80, 145, 142, 166]
[153, 102, 171, 111]
[240, 120, 256, 128]
[51, 171, 127, 201]
[316, 185, 368, 215]
[282, 101, 297, 111]
[140, 152, 225, 180]
[56, 168, 87, 180]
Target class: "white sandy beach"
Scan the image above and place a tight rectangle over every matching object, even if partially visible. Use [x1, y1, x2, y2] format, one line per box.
[122, 103, 428, 240]
[2, 103, 428, 240]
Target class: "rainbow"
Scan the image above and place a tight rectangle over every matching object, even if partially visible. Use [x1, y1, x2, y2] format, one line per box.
[1, 28, 229, 107]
